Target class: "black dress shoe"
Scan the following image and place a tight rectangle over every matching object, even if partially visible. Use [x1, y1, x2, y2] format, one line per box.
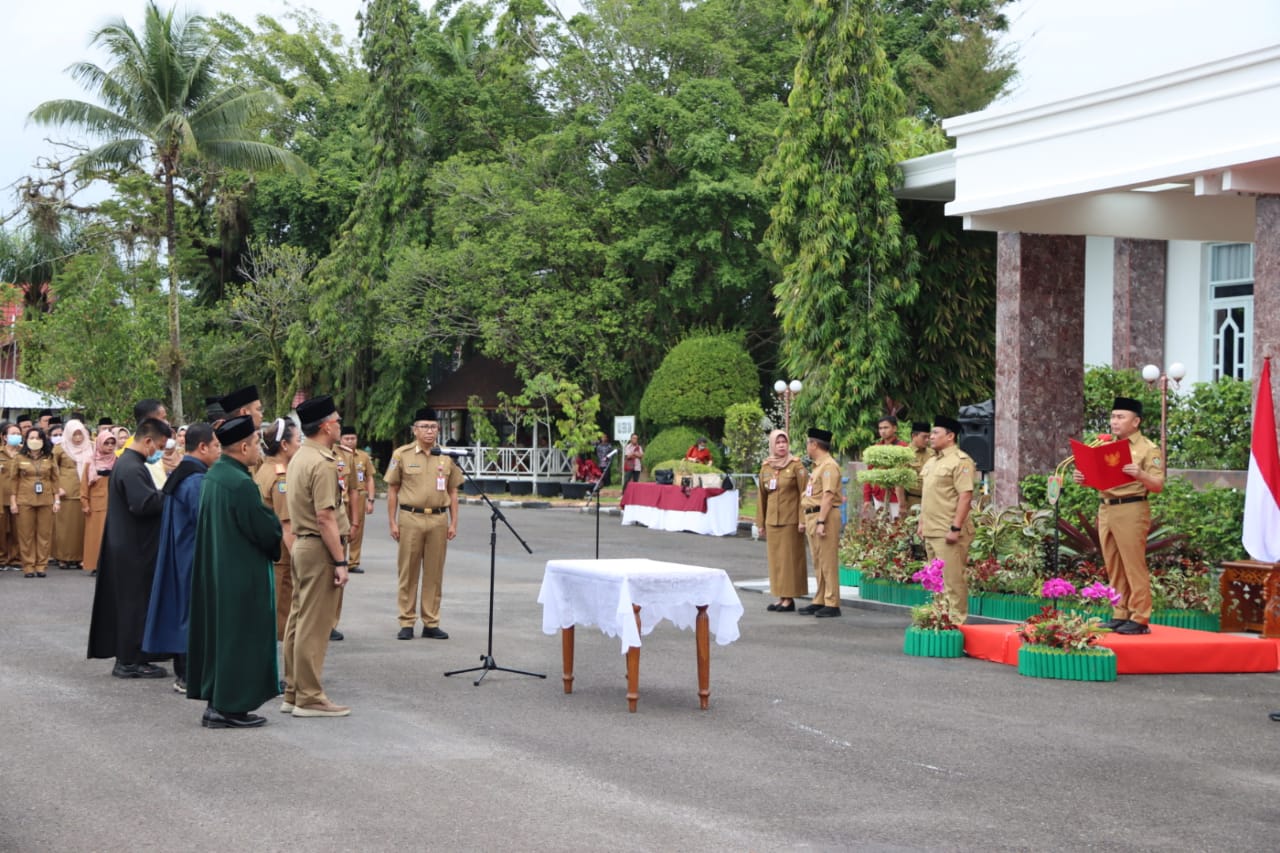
[134, 663, 169, 678]
[797, 603, 822, 615]
[775, 601, 796, 612]
[112, 662, 142, 678]
[1101, 618, 1128, 630]
[421, 626, 449, 640]
[1114, 620, 1151, 635]
[35, 572, 46, 578]
[814, 606, 842, 618]
[329, 628, 344, 641]
[766, 602, 780, 611]
[1269, 711, 1280, 722]
[202, 707, 267, 729]
[347, 565, 364, 574]
[396, 627, 415, 640]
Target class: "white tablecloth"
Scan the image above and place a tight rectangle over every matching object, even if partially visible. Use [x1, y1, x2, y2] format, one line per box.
[538, 559, 744, 653]
[620, 490, 740, 536]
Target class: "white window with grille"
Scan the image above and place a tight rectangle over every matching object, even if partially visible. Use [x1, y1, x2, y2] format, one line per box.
[1206, 242, 1253, 381]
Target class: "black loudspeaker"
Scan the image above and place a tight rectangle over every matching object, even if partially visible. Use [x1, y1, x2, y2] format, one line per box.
[958, 420, 994, 473]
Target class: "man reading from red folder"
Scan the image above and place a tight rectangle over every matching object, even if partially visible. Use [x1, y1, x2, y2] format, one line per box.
[1072, 396, 1164, 635]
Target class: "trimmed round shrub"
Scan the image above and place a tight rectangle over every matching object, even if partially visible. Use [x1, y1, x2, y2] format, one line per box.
[639, 333, 759, 431]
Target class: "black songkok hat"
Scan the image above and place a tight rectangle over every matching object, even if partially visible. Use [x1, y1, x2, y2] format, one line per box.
[340, 425, 357, 436]
[934, 415, 962, 436]
[204, 396, 227, 420]
[15, 413, 30, 423]
[1112, 396, 1143, 417]
[414, 407, 439, 423]
[215, 415, 256, 446]
[911, 421, 932, 435]
[221, 385, 260, 412]
[297, 395, 337, 428]
[38, 409, 52, 418]
[807, 427, 833, 444]
[97, 417, 113, 427]
[48, 417, 63, 428]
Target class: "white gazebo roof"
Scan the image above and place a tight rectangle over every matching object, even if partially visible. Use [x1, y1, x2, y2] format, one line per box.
[899, 44, 1280, 243]
[0, 379, 74, 412]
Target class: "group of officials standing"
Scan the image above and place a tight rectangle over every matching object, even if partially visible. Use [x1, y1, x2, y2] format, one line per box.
[757, 399, 1164, 636]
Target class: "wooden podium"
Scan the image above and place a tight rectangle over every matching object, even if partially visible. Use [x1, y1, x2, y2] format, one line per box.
[1219, 560, 1280, 637]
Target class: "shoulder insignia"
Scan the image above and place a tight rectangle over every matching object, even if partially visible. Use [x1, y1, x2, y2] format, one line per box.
[388, 458, 398, 470]
[1152, 456, 1161, 468]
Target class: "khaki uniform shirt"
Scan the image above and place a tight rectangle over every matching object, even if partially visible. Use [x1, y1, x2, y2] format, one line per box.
[286, 438, 350, 538]
[0, 447, 19, 503]
[384, 443, 463, 509]
[1099, 433, 1164, 500]
[756, 459, 808, 528]
[353, 448, 376, 498]
[906, 445, 932, 498]
[53, 445, 83, 500]
[801, 456, 844, 511]
[11, 454, 59, 507]
[920, 445, 975, 538]
[254, 458, 290, 523]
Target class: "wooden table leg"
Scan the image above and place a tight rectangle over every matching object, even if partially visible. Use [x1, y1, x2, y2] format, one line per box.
[561, 626, 575, 694]
[626, 605, 641, 712]
[696, 605, 710, 710]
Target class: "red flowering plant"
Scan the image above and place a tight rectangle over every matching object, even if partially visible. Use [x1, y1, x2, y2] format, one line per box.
[839, 515, 922, 583]
[909, 559, 961, 630]
[1015, 577, 1112, 650]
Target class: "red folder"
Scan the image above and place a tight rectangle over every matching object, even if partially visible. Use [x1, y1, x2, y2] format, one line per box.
[1070, 438, 1134, 491]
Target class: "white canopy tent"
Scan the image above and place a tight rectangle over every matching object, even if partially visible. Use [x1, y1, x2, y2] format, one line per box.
[0, 379, 74, 414]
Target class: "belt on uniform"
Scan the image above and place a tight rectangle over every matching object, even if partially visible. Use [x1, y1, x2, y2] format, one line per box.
[400, 506, 447, 515]
[804, 506, 823, 514]
[296, 534, 351, 543]
[1102, 495, 1147, 506]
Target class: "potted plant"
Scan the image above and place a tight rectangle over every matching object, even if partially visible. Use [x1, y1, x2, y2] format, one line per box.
[1014, 578, 1117, 681]
[903, 559, 965, 658]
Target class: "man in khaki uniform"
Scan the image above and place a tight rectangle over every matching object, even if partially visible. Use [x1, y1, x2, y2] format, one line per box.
[798, 427, 845, 618]
[281, 395, 351, 718]
[338, 425, 377, 574]
[1073, 396, 1164, 635]
[901, 422, 932, 518]
[918, 416, 975, 623]
[385, 407, 462, 640]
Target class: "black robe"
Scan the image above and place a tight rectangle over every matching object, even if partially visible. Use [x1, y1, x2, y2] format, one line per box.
[87, 447, 165, 663]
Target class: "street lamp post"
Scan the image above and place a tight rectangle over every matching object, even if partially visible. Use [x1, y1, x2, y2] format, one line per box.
[773, 379, 803, 436]
[1141, 361, 1187, 459]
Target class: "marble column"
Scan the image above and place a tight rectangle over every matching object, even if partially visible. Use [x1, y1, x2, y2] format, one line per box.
[1253, 196, 1280, 440]
[1112, 238, 1167, 369]
[994, 233, 1087, 508]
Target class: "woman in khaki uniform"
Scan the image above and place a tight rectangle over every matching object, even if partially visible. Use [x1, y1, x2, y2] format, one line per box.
[9, 427, 60, 577]
[756, 429, 809, 612]
[52, 419, 92, 570]
[81, 431, 118, 575]
[255, 418, 299, 640]
[0, 422, 22, 570]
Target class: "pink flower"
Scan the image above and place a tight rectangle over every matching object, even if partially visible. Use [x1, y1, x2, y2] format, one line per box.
[1041, 578, 1077, 599]
[1080, 582, 1122, 606]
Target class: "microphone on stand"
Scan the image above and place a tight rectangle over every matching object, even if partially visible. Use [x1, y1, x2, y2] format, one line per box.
[430, 446, 471, 457]
[604, 447, 619, 460]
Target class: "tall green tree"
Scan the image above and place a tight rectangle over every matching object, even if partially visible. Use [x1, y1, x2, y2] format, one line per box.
[29, 1, 302, 421]
[762, 0, 919, 452]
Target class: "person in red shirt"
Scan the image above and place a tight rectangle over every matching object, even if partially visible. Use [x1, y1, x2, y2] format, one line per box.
[861, 416, 907, 521]
[684, 437, 713, 465]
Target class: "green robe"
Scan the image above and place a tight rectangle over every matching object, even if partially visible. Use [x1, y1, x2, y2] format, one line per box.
[186, 455, 283, 713]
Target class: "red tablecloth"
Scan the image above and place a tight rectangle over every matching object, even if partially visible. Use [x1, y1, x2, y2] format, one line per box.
[620, 482, 725, 513]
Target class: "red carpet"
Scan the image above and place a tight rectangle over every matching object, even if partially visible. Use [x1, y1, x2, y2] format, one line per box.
[960, 623, 1280, 674]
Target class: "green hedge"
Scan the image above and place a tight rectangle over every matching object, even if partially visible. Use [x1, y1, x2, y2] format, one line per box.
[639, 333, 758, 432]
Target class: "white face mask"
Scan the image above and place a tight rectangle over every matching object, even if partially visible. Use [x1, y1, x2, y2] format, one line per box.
[164, 438, 176, 451]
[51, 436, 63, 446]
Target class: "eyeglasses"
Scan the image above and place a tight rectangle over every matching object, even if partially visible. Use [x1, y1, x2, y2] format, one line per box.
[413, 423, 439, 430]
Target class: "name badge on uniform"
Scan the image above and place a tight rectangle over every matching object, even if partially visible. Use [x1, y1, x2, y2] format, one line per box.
[768, 478, 777, 490]
[357, 471, 365, 483]
[34, 483, 43, 495]
[278, 482, 287, 494]
[436, 475, 447, 491]
[804, 482, 813, 497]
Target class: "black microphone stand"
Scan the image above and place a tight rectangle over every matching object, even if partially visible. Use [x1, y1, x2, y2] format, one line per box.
[590, 450, 618, 559]
[443, 448, 545, 686]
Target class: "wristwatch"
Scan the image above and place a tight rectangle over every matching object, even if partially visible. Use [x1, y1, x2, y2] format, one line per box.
[949, 525, 961, 532]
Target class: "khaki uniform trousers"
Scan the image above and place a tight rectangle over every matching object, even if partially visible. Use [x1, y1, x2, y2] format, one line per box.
[1, 508, 16, 567]
[1098, 501, 1152, 624]
[925, 534, 973, 623]
[397, 509, 449, 627]
[16, 505, 54, 576]
[805, 510, 842, 607]
[273, 546, 293, 641]
[52, 497, 85, 562]
[283, 536, 342, 708]
[348, 494, 367, 568]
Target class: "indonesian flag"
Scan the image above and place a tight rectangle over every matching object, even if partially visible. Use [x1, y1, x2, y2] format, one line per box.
[1243, 357, 1280, 562]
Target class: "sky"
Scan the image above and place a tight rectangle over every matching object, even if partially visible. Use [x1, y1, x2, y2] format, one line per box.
[2, 0, 1278, 225]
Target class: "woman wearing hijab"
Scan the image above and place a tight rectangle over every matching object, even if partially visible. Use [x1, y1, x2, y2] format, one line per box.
[52, 419, 93, 571]
[9, 426, 60, 577]
[756, 429, 809, 612]
[0, 422, 19, 570]
[82, 431, 118, 576]
[253, 418, 300, 640]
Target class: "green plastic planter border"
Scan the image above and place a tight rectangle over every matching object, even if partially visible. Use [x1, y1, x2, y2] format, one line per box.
[903, 626, 964, 658]
[859, 578, 929, 607]
[838, 566, 863, 587]
[1016, 645, 1117, 682]
[1151, 608, 1220, 632]
[977, 593, 1043, 623]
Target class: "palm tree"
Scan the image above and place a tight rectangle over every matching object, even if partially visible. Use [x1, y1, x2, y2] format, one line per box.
[29, 1, 302, 421]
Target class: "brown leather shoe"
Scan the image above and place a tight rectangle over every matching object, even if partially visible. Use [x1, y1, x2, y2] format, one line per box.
[291, 701, 351, 718]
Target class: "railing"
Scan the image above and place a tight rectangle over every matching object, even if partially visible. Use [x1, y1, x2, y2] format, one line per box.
[454, 445, 575, 481]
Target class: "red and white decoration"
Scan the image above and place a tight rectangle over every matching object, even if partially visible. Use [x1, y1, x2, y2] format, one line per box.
[1243, 357, 1280, 563]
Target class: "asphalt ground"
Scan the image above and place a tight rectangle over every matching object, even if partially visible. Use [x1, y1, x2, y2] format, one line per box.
[2, 504, 1278, 852]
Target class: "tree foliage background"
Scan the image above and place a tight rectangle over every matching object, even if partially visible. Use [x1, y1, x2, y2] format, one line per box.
[4, 0, 1014, 442]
